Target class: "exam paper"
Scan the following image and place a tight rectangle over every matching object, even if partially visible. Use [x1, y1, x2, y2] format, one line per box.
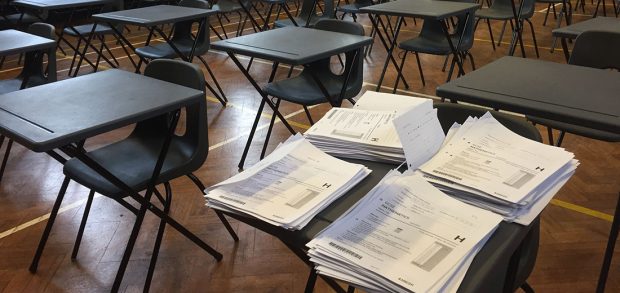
[205, 135, 371, 230]
[393, 103, 445, 170]
[308, 170, 502, 292]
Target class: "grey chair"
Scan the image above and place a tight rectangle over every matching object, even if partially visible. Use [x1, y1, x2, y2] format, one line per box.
[135, 0, 228, 106]
[274, 0, 335, 27]
[393, 0, 477, 90]
[527, 30, 620, 146]
[62, 0, 126, 76]
[28, 59, 239, 292]
[210, 0, 253, 38]
[261, 19, 365, 156]
[0, 22, 56, 182]
[474, 0, 539, 58]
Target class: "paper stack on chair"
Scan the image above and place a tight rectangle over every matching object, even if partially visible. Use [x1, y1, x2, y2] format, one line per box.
[305, 91, 437, 163]
[307, 170, 503, 293]
[416, 112, 579, 225]
[204, 134, 371, 230]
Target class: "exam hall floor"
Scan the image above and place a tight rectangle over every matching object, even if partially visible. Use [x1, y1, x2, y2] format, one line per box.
[0, 3, 618, 292]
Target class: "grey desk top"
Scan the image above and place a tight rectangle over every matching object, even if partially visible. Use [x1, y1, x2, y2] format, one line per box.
[0, 69, 203, 152]
[93, 5, 216, 26]
[0, 29, 55, 56]
[360, 0, 480, 19]
[436, 56, 620, 134]
[211, 26, 373, 65]
[12, 0, 110, 10]
[552, 16, 620, 39]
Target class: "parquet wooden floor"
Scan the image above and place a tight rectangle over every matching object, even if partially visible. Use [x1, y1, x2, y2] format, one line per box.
[0, 2, 619, 292]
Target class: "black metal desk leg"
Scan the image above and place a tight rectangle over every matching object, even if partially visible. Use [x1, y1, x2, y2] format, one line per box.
[367, 15, 410, 90]
[440, 12, 470, 81]
[596, 192, 620, 293]
[226, 53, 296, 169]
[374, 16, 404, 91]
[29, 177, 71, 273]
[507, 0, 526, 57]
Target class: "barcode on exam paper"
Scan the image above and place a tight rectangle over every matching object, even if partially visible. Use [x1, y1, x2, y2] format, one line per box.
[329, 242, 362, 259]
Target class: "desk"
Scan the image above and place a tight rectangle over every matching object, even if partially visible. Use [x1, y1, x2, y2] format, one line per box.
[436, 57, 620, 134]
[211, 26, 372, 168]
[73, 5, 216, 75]
[12, 0, 116, 71]
[436, 56, 620, 292]
[0, 29, 56, 86]
[552, 17, 620, 62]
[360, 0, 480, 90]
[0, 69, 222, 287]
[222, 159, 539, 293]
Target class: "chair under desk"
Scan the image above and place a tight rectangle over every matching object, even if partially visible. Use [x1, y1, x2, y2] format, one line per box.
[11, 0, 117, 71]
[359, 0, 480, 91]
[73, 4, 217, 75]
[0, 69, 226, 290]
[436, 56, 620, 293]
[552, 17, 620, 62]
[0, 28, 56, 84]
[211, 26, 372, 169]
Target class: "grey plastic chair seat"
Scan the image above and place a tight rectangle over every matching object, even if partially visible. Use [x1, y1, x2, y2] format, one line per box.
[337, 2, 370, 14]
[63, 23, 115, 36]
[475, 7, 514, 19]
[63, 136, 197, 198]
[399, 34, 466, 55]
[264, 73, 361, 105]
[211, 0, 244, 13]
[135, 38, 196, 60]
[0, 75, 47, 95]
[273, 15, 324, 28]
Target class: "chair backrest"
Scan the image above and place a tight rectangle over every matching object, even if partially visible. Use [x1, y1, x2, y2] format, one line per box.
[172, 0, 211, 54]
[299, 0, 336, 23]
[434, 102, 542, 142]
[307, 19, 365, 105]
[419, 0, 477, 51]
[19, 22, 55, 82]
[490, 0, 536, 19]
[569, 30, 620, 70]
[140, 59, 209, 173]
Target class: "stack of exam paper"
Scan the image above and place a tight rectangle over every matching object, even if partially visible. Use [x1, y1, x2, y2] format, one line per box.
[416, 112, 579, 225]
[204, 134, 371, 230]
[307, 170, 503, 292]
[305, 91, 443, 164]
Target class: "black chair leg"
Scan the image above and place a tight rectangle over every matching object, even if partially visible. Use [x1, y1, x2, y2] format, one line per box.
[186, 173, 239, 241]
[467, 52, 475, 70]
[71, 189, 95, 259]
[303, 105, 314, 125]
[526, 19, 540, 58]
[546, 126, 554, 145]
[304, 269, 318, 293]
[30, 177, 71, 273]
[414, 52, 425, 86]
[0, 138, 13, 182]
[521, 281, 535, 293]
[68, 36, 83, 76]
[486, 19, 496, 50]
[144, 183, 172, 293]
[555, 130, 566, 147]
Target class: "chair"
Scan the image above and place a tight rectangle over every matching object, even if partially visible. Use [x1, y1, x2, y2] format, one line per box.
[0, 22, 56, 182]
[61, 0, 126, 76]
[261, 19, 365, 156]
[273, 0, 335, 27]
[209, 0, 251, 38]
[134, 0, 228, 106]
[527, 30, 620, 147]
[28, 59, 239, 291]
[434, 102, 540, 293]
[393, 0, 477, 90]
[474, 0, 539, 58]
